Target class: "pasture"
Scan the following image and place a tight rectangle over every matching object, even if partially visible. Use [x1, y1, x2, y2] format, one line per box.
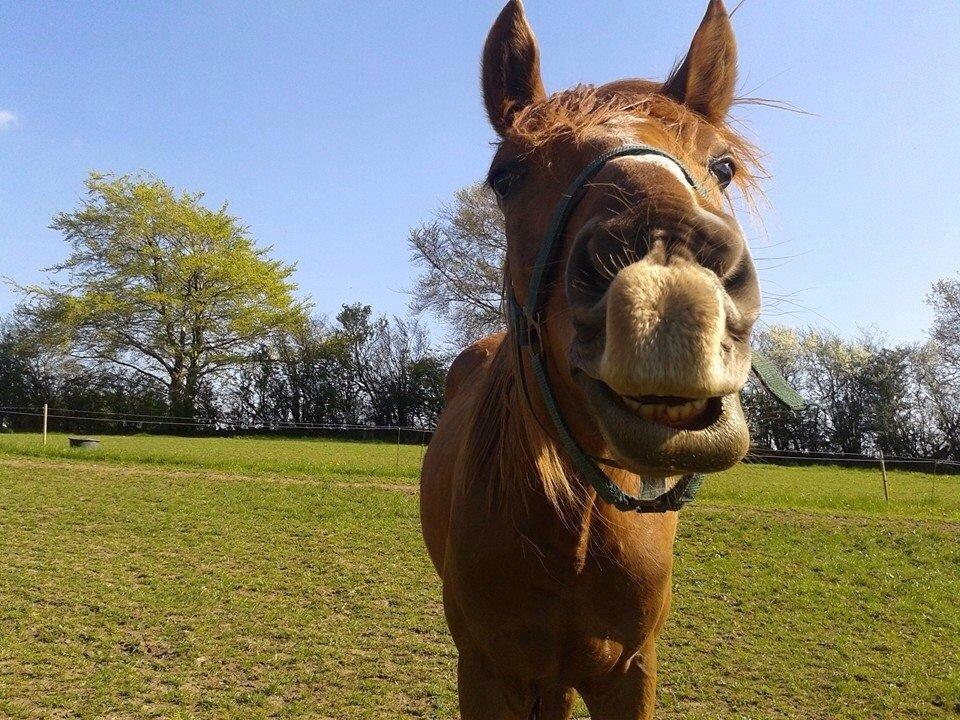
[0, 433, 957, 719]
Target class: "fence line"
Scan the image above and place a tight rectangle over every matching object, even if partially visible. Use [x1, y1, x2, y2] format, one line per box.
[2, 405, 230, 422]
[745, 449, 960, 468]
[2, 405, 958, 473]
[0, 408, 430, 433]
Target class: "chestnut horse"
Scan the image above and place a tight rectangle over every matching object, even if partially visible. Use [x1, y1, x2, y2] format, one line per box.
[421, 1, 763, 717]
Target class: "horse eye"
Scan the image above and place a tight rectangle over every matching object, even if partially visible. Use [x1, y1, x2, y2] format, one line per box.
[489, 168, 521, 198]
[709, 157, 736, 190]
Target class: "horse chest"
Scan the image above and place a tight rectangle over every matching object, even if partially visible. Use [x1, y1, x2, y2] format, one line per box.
[445, 506, 675, 676]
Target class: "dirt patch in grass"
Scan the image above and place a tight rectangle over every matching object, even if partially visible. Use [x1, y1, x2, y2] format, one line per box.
[0, 454, 417, 495]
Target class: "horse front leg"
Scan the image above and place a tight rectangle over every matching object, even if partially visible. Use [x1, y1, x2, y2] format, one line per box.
[457, 649, 538, 720]
[578, 643, 658, 720]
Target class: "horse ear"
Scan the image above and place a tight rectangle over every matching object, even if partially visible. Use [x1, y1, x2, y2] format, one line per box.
[662, 0, 737, 123]
[482, 0, 546, 136]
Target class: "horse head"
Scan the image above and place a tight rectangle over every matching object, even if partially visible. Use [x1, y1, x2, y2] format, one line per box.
[484, 0, 761, 477]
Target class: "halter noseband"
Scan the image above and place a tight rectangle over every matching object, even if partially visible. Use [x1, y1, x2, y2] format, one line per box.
[507, 144, 806, 514]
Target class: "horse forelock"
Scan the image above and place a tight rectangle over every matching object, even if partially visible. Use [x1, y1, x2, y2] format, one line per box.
[502, 81, 766, 210]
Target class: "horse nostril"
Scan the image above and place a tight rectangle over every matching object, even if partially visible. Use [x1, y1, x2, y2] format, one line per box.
[573, 318, 602, 344]
[689, 215, 745, 280]
[566, 221, 615, 311]
[565, 211, 745, 317]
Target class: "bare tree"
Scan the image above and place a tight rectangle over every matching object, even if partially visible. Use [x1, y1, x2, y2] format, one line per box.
[408, 183, 506, 346]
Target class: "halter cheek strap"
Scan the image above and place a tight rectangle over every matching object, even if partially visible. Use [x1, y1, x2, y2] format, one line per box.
[508, 145, 807, 514]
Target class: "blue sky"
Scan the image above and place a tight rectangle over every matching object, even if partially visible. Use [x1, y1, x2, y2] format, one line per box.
[1, 1, 958, 344]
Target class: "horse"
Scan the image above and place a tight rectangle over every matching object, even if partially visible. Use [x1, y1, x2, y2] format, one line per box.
[420, 1, 763, 717]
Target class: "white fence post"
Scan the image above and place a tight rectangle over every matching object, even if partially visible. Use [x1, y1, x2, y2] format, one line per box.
[43, 403, 48, 446]
[879, 450, 889, 502]
[395, 426, 401, 472]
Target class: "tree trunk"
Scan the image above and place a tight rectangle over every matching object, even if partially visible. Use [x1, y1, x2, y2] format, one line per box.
[183, 365, 199, 421]
[167, 361, 198, 427]
[168, 372, 186, 430]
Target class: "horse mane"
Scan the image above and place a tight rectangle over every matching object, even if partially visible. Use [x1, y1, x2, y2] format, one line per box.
[457, 319, 650, 526]
[458, 315, 578, 516]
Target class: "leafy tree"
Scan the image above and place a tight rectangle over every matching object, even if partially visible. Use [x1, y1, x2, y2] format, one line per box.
[863, 343, 919, 456]
[792, 330, 916, 455]
[0, 317, 170, 433]
[0, 319, 54, 427]
[742, 326, 823, 452]
[225, 317, 359, 428]
[223, 307, 446, 430]
[745, 326, 927, 456]
[919, 276, 960, 457]
[408, 183, 505, 346]
[270, 318, 358, 426]
[52, 367, 169, 434]
[907, 343, 955, 458]
[928, 275, 960, 372]
[16, 172, 307, 417]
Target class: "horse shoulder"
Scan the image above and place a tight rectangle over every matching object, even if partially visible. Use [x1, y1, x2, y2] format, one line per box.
[421, 332, 506, 575]
[443, 332, 506, 403]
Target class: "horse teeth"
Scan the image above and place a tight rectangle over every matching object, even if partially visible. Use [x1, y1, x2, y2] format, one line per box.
[623, 396, 710, 425]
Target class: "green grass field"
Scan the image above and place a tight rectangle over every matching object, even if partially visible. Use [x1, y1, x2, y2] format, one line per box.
[0, 432, 428, 480]
[0, 432, 957, 719]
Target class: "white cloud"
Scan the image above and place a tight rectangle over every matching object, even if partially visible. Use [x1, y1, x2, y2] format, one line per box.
[0, 110, 17, 130]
